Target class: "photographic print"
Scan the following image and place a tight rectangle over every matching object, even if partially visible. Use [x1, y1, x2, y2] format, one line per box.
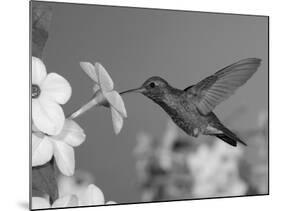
[30, 1, 269, 210]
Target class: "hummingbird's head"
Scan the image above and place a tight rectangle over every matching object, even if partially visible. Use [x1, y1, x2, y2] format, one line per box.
[120, 76, 171, 102]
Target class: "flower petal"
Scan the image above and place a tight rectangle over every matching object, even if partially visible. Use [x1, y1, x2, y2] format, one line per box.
[96, 62, 114, 92]
[32, 134, 53, 166]
[32, 98, 65, 135]
[32, 123, 40, 132]
[32, 197, 50, 209]
[111, 107, 123, 134]
[41, 73, 72, 104]
[52, 195, 78, 208]
[79, 184, 105, 206]
[105, 91, 127, 118]
[55, 119, 86, 147]
[53, 140, 75, 176]
[80, 62, 98, 83]
[32, 57, 47, 85]
[93, 84, 100, 94]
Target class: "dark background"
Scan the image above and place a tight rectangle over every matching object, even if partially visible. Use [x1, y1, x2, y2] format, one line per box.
[36, 1, 268, 203]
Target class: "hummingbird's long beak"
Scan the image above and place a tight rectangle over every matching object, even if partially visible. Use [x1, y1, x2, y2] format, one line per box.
[119, 87, 145, 95]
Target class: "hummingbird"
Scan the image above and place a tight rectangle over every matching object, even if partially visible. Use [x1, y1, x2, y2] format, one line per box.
[121, 58, 261, 147]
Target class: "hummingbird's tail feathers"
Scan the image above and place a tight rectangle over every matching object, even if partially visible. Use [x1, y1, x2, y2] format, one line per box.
[215, 134, 237, 146]
[215, 126, 247, 147]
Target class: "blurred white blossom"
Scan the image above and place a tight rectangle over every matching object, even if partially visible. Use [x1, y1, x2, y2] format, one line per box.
[58, 170, 94, 199]
[71, 62, 127, 134]
[78, 184, 105, 205]
[58, 172, 116, 206]
[32, 180, 115, 209]
[241, 110, 268, 194]
[32, 57, 72, 135]
[79, 184, 116, 206]
[32, 195, 78, 209]
[187, 140, 247, 197]
[158, 120, 179, 170]
[32, 119, 86, 176]
[134, 132, 154, 157]
[135, 111, 268, 201]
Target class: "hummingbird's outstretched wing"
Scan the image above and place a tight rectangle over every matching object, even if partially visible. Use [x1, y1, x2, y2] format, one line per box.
[185, 58, 261, 115]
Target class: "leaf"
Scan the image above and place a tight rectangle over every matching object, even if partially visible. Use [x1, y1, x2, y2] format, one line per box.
[31, 3, 52, 58]
[32, 158, 58, 203]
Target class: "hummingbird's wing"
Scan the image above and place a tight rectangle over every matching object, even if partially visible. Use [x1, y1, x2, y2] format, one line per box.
[185, 58, 261, 115]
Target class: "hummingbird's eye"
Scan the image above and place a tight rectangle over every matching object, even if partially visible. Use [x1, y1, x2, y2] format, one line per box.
[149, 82, 156, 88]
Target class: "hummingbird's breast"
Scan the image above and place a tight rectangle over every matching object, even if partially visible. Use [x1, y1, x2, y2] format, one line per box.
[157, 91, 208, 137]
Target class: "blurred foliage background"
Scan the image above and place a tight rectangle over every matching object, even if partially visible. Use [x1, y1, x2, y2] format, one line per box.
[134, 110, 268, 201]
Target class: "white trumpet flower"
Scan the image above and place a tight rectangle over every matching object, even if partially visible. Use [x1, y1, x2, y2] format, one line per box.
[32, 119, 86, 176]
[70, 62, 127, 134]
[32, 57, 72, 135]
